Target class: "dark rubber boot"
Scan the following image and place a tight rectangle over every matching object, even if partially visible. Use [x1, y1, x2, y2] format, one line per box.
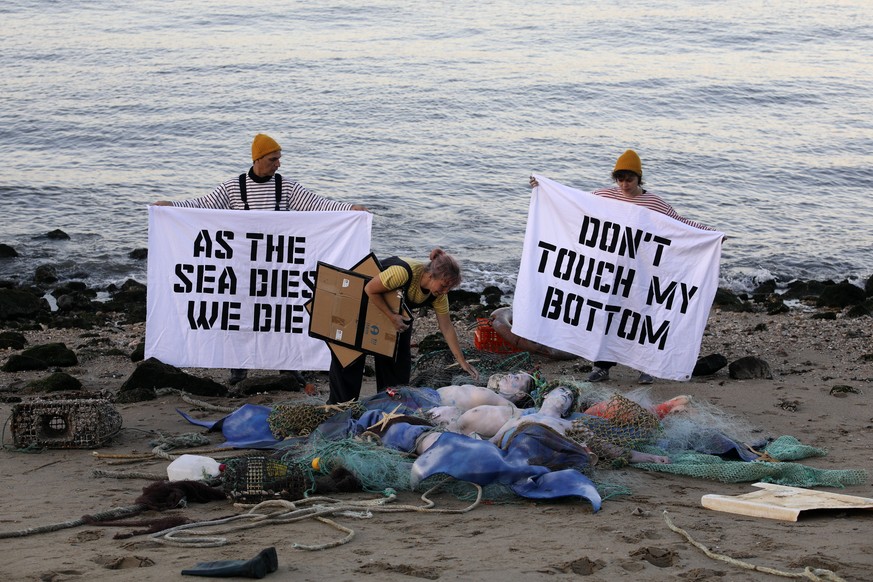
[180, 553, 269, 578]
[258, 547, 278, 573]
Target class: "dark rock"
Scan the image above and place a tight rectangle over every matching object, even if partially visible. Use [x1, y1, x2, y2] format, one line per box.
[34, 264, 59, 284]
[46, 229, 70, 240]
[117, 357, 227, 403]
[812, 311, 837, 320]
[0, 288, 49, 321]
[129, 248, 148, 260]
[751, 279, 777, 297]
[713, 288, 741, 305]
[0, 244, 18, 258]
[781, 279, 833, 301]
[482, 286, 504, 307]
[816, 281, 866, 308]
[52, 281, 95, 297]
[692, 354, 728, 376]
[21, 342, 78, 366]
[764, 296, 789, 315]
[713, 288, 752, 311]
[866, 274, 873, 297]
[846, 299, 872, 318]
[131, 340, 145, 362]
[728, 356, 772, 380]
[103, 279, 147, 323]
[447, 289, 481, 307]
[56, 291, 99, 313]
[1, 354, 49, 372]
[25, 371, 82, 393]
[0, 331, 27, 350]
[233, 373, 303, 395]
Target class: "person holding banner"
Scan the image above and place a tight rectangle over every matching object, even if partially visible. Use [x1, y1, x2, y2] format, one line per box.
[530, 149, 716, 385]
[153, 132, 369, 385]
[327, 249, 480, 404]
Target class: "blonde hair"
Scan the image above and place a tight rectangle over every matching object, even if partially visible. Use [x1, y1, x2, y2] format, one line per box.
[425, 248, 462, 288]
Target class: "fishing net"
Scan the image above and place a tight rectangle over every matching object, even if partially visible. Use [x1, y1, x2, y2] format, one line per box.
[763, 435, 827, 461]
[267, 400, 366, 439]
[277, 433, 415, 493]
[530, 380, 662, 467]
[633, 438, 868, 488]
[574, 394, 661, 450]
[410, 348, 533, 388]
[222, 430, 417, 502]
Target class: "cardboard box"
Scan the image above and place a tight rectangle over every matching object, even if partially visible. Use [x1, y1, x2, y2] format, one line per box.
[307, 254, 411, 367]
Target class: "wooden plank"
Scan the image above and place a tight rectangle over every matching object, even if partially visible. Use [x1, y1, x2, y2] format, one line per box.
[701, 482, 873, 522]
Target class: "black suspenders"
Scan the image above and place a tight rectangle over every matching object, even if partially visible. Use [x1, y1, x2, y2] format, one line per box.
[238, 173, 283, 210]
[380, 256, 436, 309]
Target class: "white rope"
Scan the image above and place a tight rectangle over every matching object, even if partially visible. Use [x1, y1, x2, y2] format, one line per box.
[150, 482, 482, 550]
[663, 510, 847, 582]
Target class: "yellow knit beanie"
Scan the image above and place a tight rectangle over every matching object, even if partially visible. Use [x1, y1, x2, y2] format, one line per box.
[251, 133, 281, 161]
[613, 149, 642, 177]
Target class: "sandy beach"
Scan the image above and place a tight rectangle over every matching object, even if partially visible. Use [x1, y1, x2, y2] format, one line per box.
[2, 298, 873, 582]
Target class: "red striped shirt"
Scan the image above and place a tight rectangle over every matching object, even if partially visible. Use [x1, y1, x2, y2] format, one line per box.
[593, 187, 713, 231]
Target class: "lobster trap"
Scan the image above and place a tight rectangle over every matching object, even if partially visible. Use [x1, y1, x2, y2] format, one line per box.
[10, 393, 122, 449]
[221, 455, 310, 503]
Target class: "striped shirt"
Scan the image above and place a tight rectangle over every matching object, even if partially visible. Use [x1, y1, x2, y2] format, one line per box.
[380, 258, 450, 315]
[593, 187, 713, 231]
[171, 170, 354, 212]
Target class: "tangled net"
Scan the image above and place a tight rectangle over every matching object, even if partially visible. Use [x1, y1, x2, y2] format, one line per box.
[267, 401, 366, 439]
[566, 394, 662, 466]
[410, 349, 533, 388]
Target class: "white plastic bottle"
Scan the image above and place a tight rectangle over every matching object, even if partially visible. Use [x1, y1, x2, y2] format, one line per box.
[166, 454, 222, 481]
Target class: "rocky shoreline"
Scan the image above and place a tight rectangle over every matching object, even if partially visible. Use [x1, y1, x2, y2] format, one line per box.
[1, 253, 871, 404]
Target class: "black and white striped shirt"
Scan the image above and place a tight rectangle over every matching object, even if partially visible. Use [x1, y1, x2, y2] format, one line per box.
[172, 170, 354, 212]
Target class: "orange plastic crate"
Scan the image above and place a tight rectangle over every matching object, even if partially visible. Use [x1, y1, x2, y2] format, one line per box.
[474, 318, 521, 353]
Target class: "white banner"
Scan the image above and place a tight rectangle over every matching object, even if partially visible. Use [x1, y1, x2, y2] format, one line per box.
[145, 206, 372, 370]
[512, 176, 724, 381]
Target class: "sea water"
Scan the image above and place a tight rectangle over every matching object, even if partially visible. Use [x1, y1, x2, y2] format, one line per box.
[1, 0, 871, 296]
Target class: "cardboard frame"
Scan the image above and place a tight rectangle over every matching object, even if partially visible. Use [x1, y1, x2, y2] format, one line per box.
[306, 253, 412, 367]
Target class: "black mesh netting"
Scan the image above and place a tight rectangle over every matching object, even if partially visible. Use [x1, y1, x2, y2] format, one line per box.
[410, 349, 533, 388]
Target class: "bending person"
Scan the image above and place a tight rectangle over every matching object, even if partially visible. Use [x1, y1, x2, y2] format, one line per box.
[328, 248, 479, 403]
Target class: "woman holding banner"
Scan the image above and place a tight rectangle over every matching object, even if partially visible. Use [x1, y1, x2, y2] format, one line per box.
[327, 248, 480, 404]
[531, 149, 716, 385]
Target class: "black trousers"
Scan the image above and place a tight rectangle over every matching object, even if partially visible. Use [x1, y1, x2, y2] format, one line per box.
[327, 326, 413, 404]
[594, 361, 616, 370]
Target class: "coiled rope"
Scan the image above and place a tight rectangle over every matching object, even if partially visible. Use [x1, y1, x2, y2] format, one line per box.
[150, 481, 482, 551]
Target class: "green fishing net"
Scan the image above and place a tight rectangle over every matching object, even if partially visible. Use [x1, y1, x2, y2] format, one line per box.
[632, 437, 867, 488]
